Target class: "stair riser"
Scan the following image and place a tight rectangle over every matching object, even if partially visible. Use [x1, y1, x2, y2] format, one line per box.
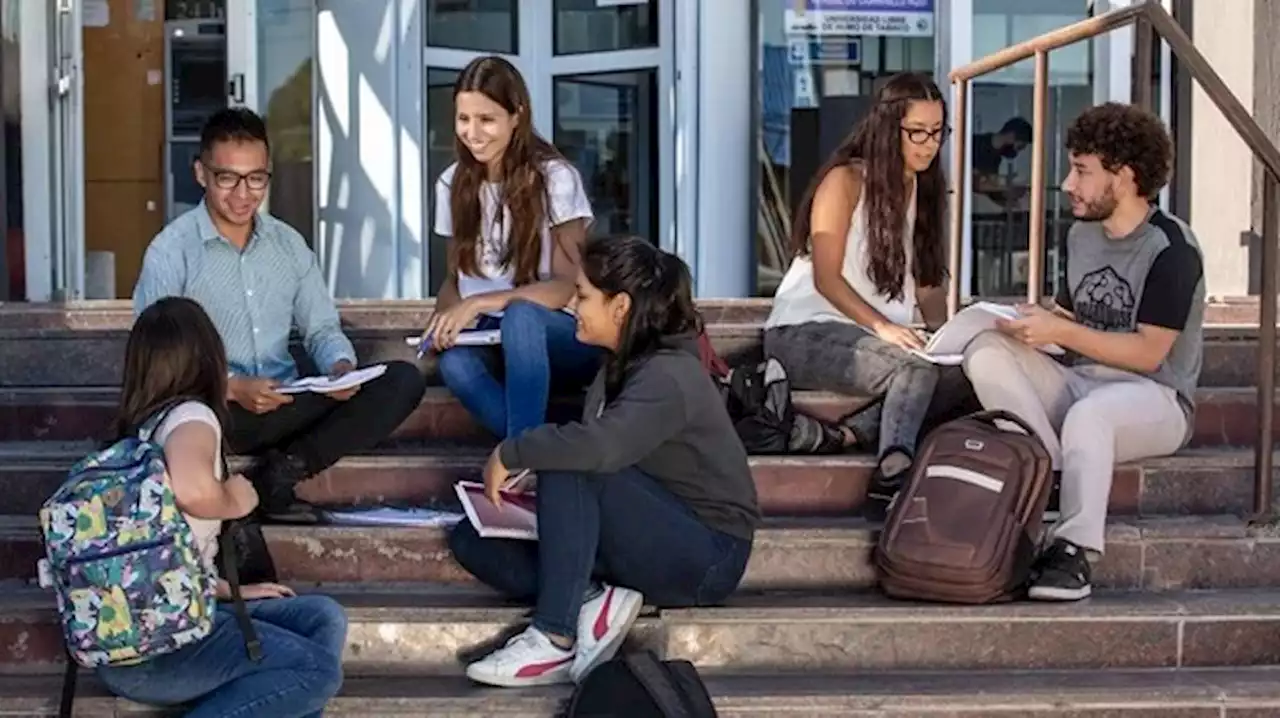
[1, 521, 1277, 591]
[0, 455, 1263, 518]
[665, 616, 1280, 672]
[1, 608, 1277, 674]
[2, 697, 1276, 718]
[3, 388, 1277, 451]
[0, 331, 1271, 387]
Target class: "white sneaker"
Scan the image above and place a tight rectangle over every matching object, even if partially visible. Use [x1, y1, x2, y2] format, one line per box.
[570, 584, 644, 682]
[464, 627, 575, 688]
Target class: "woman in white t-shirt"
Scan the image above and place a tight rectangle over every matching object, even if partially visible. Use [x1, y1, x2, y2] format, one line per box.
[764, 73, 977, 521]
[95, 297, 347, 717]
[424, 55, 600, 440]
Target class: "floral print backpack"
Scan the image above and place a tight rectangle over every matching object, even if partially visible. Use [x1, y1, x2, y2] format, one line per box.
[37, 403, 259, 670]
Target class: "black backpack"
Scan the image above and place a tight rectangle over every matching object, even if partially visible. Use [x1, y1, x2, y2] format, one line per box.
[565, 651, 718, 718]
[720, 358, 843, 455]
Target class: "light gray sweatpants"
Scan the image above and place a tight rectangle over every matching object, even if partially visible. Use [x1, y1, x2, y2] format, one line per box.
[961, 331, 1189, 554]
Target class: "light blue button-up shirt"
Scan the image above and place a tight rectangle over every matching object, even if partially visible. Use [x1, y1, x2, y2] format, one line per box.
[132, 203, 356, 381]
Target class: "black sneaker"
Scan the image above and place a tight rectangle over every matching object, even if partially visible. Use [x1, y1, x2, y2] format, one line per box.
[1028, 538, 1092, 601]
[863, 449, 912, 522]
[246, 451, 320, 524]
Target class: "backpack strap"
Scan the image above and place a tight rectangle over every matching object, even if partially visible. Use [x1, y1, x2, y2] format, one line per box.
[137, 397, 197, 442]
[216, 453, 263, 662]
[57, 652, 76, 718]
[623, 652, 691, 718]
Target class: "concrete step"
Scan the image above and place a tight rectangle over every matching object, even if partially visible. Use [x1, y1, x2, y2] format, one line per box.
[0, 515, 1276, 593]
[0, 440, 1268, 518]
[0, 320, 1275, 387]
[3, 385, 1279, 450]
[0, 296, 1272, 331]
[3, 586, 1280, 674]
[7, 666, 1280, 716]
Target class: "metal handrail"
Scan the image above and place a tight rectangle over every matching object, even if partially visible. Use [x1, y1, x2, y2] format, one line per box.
[946, 0, 1280, 520]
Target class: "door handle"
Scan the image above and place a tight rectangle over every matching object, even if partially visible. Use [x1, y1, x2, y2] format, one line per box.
[228, 73, 245, 105]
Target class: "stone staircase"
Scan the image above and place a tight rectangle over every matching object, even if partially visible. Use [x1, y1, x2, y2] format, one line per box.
[1, 299, 1279, 716]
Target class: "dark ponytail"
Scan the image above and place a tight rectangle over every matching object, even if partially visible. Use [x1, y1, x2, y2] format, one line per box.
[581, 235, 701, 398]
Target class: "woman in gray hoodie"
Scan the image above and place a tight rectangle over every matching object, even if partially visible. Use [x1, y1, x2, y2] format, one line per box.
[449, 235, 760, 688]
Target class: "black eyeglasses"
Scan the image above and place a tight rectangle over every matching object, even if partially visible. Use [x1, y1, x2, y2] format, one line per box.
[901, 126, 952, 146]
[203, 163, 272, 191]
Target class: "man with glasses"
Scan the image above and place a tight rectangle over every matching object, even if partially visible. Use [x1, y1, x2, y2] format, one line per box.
[133, 108, 426, 523]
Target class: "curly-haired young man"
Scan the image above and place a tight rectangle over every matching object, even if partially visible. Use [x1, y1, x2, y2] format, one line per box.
[961, 103, 1204, 601]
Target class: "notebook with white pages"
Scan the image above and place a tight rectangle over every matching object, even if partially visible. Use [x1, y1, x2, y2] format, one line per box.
[454, 480, 538, 541]
[909, 302, 1065, 366]
[276, 363, 388, 394]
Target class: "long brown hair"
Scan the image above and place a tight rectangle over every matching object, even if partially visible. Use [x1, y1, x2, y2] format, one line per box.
[789, 72, 949, 300]
[448, 55, 567, 285]
[111, 297, 229, 441]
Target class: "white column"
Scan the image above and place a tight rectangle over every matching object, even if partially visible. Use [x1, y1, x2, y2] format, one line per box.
[20, 2, 52, 301]
[943, 0, 974, 302]
[673, 0, 699, 267]
[694, 0, 752, 297]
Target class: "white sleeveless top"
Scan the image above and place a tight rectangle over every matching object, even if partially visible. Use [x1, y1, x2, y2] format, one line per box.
[766, 183, 918, 329]
[152, 401, 224, 572]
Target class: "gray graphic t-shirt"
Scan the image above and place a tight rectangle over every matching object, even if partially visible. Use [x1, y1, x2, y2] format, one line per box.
[1053, 208, 1205, 409]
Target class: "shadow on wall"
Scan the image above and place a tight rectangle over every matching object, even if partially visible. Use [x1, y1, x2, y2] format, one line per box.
[315, 0, 426, 300]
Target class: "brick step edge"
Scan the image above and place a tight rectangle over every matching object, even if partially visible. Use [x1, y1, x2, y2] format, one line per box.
[4, 667, 1280, 716]
[3, 588, 1280, 674]
[1, 515, 1278, 594]
[0, 386, 1275, 449]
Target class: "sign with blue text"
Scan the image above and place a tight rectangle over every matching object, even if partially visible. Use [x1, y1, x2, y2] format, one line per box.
[785, 0, 934, 38]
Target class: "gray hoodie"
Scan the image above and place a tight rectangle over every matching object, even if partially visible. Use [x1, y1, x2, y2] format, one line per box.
[498, 334, 760, 540]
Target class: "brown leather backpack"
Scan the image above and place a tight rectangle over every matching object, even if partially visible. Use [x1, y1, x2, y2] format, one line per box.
[874, 410, 1054, 604]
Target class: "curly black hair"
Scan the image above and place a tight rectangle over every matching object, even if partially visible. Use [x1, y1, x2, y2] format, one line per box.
[1065, 103, 1173, 199]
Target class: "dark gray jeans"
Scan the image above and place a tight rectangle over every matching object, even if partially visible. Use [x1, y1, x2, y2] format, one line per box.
[765, 321, 977, 459]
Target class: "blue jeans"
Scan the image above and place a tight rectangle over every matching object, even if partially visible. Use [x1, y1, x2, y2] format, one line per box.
[96, 595, 347, 718]
[437, 300, 600, 439]
[448, 467, 754, 639]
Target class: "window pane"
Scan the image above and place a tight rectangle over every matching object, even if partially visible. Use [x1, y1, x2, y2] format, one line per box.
[755, 0, 936, 296]
[554, 0, 657, 55]
[554, 70, 659, 241]
[971, 0, 1094, 300]
[259, 0, 315, 245]
[427, 0, 518, 54]
[426, 68, 460, 295]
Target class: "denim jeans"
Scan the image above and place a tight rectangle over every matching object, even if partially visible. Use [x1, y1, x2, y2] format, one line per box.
[96, 595, 347, 718]
[448, 467, 754, 639]
[437, 301, 601, 439]
[765, 322, 978, 460]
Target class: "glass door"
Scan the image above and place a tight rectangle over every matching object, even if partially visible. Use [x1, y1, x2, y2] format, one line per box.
[544, 0, 671, 248]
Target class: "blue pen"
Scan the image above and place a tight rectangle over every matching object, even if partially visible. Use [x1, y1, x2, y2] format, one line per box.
[416, 332, 432, 359]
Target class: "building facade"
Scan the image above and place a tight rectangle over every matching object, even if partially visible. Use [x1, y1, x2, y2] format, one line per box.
[0, 0, 1270, 304]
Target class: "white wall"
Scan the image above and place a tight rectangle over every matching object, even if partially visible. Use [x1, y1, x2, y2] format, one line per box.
[316, 0, 417, 299]
[1190, 0, 1254, 297]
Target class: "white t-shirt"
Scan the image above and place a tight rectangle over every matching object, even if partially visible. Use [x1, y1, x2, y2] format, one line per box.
[152, 401, 224, 572]
[433, 159, 594, 303]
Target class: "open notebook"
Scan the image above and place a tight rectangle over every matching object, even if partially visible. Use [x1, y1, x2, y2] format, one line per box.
[454, 481, 538, 540]
[909, 302, 1065, 366]
[276, 363, 387, 394]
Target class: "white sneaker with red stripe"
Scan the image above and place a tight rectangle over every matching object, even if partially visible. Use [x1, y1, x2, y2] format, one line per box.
[464, 627, 575, 687]
[570, 584, 644, 682]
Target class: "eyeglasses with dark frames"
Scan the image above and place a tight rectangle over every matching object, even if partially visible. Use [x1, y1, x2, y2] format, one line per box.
[900, 126, 952, 146]
[202, 163, 272, 191]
